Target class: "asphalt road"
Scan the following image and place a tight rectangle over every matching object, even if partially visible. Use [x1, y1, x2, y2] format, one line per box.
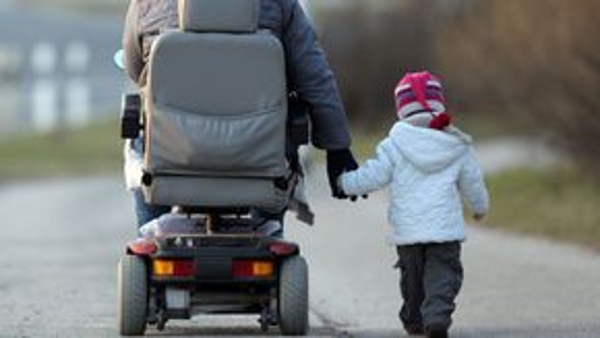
[1, 163, 599, 338]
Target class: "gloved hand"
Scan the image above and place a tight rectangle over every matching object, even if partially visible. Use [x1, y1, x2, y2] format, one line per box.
[326, 149, 359, 199]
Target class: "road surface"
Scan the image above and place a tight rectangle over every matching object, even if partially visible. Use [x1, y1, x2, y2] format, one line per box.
[0, 163, 599, 337]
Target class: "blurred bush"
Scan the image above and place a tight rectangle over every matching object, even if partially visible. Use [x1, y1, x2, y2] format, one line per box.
[319, 0, 600, 178]
[438, 0, 600, 177]
[318, 1, 438, 130]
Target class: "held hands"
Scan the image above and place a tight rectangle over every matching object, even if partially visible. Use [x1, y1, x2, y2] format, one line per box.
[326, 149, 368, 201]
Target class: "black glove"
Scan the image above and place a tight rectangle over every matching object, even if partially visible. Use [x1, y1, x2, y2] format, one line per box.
[326, 149, 359, 199]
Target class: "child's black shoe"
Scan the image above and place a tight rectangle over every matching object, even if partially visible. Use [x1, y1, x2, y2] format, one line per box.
[403, 323, 424, 335]
[425, 323, 448, 338]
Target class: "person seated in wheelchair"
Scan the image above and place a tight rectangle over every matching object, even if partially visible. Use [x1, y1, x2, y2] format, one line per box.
[121, 0, 360, 233]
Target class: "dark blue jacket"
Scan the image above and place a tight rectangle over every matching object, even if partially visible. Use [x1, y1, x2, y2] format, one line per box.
[123, 0, 351, 150]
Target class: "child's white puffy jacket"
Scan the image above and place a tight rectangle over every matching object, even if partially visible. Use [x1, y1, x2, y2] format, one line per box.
[340, 122, 489, 245]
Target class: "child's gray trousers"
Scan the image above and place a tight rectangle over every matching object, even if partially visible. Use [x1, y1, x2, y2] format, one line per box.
[396, 241, 463, 330]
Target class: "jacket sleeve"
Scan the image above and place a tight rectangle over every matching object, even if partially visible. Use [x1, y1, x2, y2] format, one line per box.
[339, 139, 395, 196]
[458, 148, 490, 215]
[282, 1, 351, 151]
[123, 0, 144, 84]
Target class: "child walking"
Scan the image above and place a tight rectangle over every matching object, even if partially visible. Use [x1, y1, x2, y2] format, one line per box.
[339, 71, 489, 338]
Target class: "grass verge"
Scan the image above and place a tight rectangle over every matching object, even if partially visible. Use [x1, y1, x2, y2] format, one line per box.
[485, 167, 600, 251]
[0, 120, 122, 180]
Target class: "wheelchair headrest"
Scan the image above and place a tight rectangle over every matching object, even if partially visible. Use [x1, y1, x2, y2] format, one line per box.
[179, 0, 260, 33]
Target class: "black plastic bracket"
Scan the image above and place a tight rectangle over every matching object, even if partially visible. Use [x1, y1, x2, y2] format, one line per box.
[121, 94, 141, 139]
[287, 92, 311, 147]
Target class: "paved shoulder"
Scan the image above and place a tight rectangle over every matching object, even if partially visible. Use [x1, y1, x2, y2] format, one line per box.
[0, 178, 132, 337]
[1, 173, 599, 337]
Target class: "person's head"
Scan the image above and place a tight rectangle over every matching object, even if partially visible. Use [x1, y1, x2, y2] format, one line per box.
[394, 71, 451, 130]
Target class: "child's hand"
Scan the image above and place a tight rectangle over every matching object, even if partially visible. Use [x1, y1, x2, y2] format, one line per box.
[337, 169, 369, 202]
[473, 213, 486, 222]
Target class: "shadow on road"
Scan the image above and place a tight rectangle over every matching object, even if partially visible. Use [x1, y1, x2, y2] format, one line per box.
[144, 323, 338, 337]
[350, 325, 600, 338]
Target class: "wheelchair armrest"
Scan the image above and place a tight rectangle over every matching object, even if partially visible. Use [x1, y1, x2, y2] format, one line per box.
[121, 94, 142, 139]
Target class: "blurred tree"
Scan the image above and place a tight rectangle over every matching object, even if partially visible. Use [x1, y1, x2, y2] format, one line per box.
[438, 0, 600, 179]
[319, 1, 439, 130]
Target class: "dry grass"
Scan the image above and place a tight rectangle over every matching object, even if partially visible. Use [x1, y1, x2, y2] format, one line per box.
[485, 168, 600, 252]
[0, 119, 121, 180]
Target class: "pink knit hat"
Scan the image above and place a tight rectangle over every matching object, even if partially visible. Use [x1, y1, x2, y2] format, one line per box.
[394, 71, 451, 130]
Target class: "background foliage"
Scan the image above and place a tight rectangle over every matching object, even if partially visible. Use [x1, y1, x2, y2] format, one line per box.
[319, 0, 600, 179]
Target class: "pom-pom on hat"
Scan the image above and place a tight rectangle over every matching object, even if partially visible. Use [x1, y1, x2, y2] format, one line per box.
[394, 71, 451, 130]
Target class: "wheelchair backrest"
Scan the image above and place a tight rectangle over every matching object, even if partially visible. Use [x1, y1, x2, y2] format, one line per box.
[142, 0, 289, 210]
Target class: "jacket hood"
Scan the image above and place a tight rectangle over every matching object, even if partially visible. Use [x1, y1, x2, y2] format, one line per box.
[390, 122, 472, 173]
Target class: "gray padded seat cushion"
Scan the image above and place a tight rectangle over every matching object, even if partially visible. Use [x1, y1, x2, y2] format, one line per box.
[179, 0, 260, 33]
[145, 31, 287, 178]
[147, 176, 289, 210]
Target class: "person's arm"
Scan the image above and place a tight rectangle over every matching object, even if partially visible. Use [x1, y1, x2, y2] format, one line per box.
[458, 148, 490, 218]
[281, 1, 358, 198]
[339, 139, 395, 196]
[123, 0, 144, 84]
[281, 0, 351, 151]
